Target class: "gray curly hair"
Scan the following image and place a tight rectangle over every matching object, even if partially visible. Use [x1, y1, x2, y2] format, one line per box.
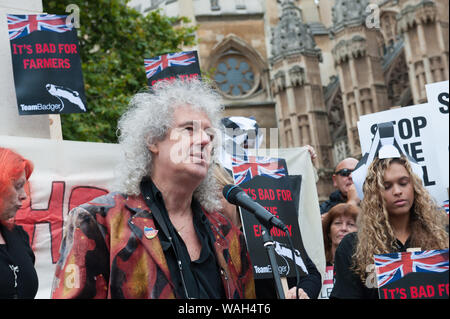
[113, 79, 224, 212]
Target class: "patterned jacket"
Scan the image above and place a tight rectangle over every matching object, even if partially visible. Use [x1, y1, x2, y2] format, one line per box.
[51, 192, 255, 299]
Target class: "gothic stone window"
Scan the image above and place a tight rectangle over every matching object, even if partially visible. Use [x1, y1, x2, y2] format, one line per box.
[213, 49, 261, 98]
[210, 35, 266, 100]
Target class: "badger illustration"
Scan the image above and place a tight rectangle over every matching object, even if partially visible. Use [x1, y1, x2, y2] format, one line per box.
[274, 241, 308, 275]
[46, 84, 86, 112]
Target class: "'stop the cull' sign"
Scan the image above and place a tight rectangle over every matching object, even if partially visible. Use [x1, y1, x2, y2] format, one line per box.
[7, 14, 87, 115]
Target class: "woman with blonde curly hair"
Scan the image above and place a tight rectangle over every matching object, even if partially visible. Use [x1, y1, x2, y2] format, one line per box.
[330, 156, 448, 299]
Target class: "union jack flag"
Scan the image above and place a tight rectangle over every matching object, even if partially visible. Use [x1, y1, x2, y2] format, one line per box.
[374, 249, 449, 287]
[7, 14, 72, 40]
[144, 52, 197, 79]
[443, 200, 449, 215]
[231, 156, 288, 185]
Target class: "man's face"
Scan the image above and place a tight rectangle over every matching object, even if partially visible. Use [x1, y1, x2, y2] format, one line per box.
[150, 104, 215, 183]
[332, 158, 358, 197]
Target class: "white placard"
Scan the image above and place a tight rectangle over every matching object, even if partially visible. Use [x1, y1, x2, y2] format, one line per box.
[425, 81, 449, 189]
[357, 101, 448, 209]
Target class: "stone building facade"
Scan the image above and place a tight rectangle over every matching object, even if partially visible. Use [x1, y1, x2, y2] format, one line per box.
[129, 0, 449, 202]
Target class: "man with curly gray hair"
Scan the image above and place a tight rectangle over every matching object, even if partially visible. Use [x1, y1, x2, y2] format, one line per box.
[52, 79, 255, 299]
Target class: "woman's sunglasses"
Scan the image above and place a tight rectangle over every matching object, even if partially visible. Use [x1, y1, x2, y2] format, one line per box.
[334, 168, 353, 177]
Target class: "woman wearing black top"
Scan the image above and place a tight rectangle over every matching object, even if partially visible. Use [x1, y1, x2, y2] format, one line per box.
[330, 156, 448, 299]
[0, 147, 38, 299]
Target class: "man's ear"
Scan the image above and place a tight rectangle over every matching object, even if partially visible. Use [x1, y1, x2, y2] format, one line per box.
[147, 141, 158, 154]
[332, 174, 338, 188]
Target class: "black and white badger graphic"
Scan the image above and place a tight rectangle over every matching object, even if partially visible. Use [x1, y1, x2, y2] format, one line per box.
[46, 84, 86, 112]
[274, 241, 308, 275]
[352, 121, 423, 200]
[219, 116, 264, 171]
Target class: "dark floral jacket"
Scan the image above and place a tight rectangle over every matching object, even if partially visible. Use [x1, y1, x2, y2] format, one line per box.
[51, 192, 255, 299]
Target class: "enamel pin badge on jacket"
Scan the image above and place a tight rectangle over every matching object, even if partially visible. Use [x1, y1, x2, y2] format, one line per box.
[144, 226, 158, 239]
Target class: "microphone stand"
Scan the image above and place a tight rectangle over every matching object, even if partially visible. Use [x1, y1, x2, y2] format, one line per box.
[260, 224, 285, 299]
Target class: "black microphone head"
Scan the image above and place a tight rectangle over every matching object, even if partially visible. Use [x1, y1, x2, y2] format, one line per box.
[222, 184, 243, 205]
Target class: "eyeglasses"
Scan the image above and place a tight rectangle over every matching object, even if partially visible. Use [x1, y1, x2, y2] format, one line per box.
[334, 168, 353, 177]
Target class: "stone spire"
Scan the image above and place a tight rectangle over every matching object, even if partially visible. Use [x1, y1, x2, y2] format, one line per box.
[270, 0, 321, 64]
[396, 0, 449, 103]
[330, 0, 389, 157]
[269, 1, 332, 198]
[331, 0, 370, 34]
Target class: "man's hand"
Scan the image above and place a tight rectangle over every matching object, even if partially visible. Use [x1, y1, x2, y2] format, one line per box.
[346, 184, 360, 206]
[305, 145, 317, 160]
[286, 287, 310, 299]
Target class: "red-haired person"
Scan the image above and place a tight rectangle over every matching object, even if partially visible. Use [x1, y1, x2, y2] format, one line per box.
[0, 147, 38, 299]
[322, 203, 358, 266]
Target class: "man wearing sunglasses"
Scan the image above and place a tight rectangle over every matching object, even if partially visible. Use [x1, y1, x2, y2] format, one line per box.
[320, 157, 359, 215]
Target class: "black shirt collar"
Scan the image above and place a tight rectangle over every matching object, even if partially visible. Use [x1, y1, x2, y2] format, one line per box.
[139, 177, 224, 299]
[140, 177, 212, 244]
[393, 236, 412, 252]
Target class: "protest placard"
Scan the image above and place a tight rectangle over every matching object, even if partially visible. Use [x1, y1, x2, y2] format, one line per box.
[231, 156, 309, 280]
[374, 249, 449, 299]
[7, 14, 87, 115]
[0, 135, 119, 298]
[319, 265, 334, 299]
[248, 148, 325, 280]
[145, 51, 201, 87]
[425, 81, 449, 190]
[357, 102, 449, 211]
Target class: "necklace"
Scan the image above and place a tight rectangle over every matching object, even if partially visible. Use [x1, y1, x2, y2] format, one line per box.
[174, 224, 187, 235]
[171, 208, 192, 235]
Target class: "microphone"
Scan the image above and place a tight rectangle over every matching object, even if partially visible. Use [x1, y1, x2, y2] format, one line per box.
[223, 184, 288, 232]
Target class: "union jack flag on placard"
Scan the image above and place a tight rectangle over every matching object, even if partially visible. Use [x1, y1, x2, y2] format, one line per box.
[443, 199, 449, 215]
[374, 249, 449, 287]
[231, 156, 288, 185]
[144, 51, 197, 79]
[7, 14, 72, 40]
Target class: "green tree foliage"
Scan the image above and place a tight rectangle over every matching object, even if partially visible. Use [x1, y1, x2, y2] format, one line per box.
[43, 0, 196, 143]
